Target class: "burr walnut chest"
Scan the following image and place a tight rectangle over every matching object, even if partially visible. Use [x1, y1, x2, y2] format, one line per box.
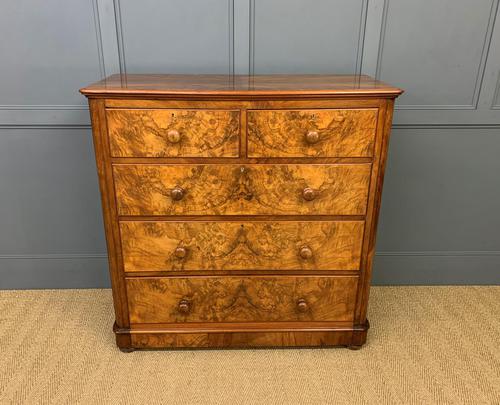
[80, 74, 402, 351]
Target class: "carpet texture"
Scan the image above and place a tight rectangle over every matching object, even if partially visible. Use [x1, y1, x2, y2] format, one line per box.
[0, 287, 499, 405]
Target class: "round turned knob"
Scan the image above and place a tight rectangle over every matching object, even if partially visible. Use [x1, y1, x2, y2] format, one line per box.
[302, 187, 316, 201]
[170, 186, 184, 201]
[296, 299, 309, 313]
[299, 245, 313, 260]
[305, 130, 320, 144]
[178, 299, 191, 314]
[166, 129, 181, 144]
[174, 247, 187, 259]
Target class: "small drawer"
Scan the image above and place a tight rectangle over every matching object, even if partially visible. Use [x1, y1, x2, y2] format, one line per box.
[106, 109, 240, 157]
[120, 220, 364, 272]
[247, 109, 378, 157]
[126, 275, 358, 324]
[113, 163, 371, 216]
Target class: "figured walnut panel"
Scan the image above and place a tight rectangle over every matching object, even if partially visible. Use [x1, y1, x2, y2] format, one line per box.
[126, 276, 358, 323]
[106, 109, 239, 157]
[120, 221, 364, 272]
[113, 164, 371, 216]
[130, 330, 355, 349]
[247, 109, 378, 158]
[80, 74, 403, 97]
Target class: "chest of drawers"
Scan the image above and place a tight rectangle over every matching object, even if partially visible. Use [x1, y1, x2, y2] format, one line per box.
[81, 74, 402, 351]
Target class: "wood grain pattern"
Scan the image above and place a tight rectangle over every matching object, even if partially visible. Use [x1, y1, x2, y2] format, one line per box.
[88, 99, 131, 339]
[105, 98, 384, 110]
[116, 321, 369, 350]
[120, 221, 364, 272]
[355, 99, 394, 324]
[248, 109, 378, 157]
[128, 330, 359, 349]
[107, 109, 239, 157]
[80, 74, 403, 98]
[126, 276, 358, 324]
[82, 74, 402, 350]
[113, 164, 371, 216]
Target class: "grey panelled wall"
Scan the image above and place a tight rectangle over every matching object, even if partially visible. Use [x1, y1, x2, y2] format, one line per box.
[0, 0, 499, 289]
[371, 0, 500, 284]
[118, 0, 232, 74]
[251, 0, 366, 74]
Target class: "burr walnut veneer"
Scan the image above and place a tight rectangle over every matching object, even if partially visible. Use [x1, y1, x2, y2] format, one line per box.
[81, 74, 402, 351]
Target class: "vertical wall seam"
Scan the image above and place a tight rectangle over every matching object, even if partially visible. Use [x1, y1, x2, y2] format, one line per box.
[356, 0, 369, 77]
[471, 0, 499, 108]
[113, 0, 127, 79]
[248, 0, 255, 76]
[492, 71, 500, 108]
[375, 0, 389, 80]
[228, 0, 235, 76]
[91, 0, 106, 79]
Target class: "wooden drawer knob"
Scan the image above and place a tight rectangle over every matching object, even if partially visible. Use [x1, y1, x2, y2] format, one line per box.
[299, 245, 313, 260]
[302, 187, 316, 201]
[170, 186, 184, 201]
[174, 247, 187, 259]
[178, 299, 191, 314]
[305, 130, 320, 144]
[296, 299, 309, 313]
[166, 129, 181, 143]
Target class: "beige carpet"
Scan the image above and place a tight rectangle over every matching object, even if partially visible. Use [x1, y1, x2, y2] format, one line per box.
[0, 287, 499, 405]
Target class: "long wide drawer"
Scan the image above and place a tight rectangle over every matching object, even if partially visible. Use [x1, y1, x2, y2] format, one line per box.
[120, 220, 364, 272]
[247, 108, 378, 157]
[126, 275, 358, 324]
[107, 109, 240, 157]
[113, 164, 371, 216]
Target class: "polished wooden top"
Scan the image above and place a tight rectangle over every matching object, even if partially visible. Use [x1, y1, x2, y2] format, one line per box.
[80, 74, 402, 98]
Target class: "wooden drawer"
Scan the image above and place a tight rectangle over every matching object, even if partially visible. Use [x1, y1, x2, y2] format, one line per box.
[106, 109, 240, 157]
[113, 164, 371, 216]
[247, 109, 378, 157]
[120, 220, 364, 272]
[126, 275, 358, 324]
